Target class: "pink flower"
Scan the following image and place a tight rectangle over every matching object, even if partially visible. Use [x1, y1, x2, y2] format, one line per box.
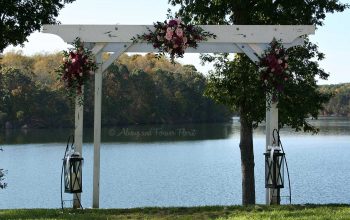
[165, 28, 174, 41]
[165, 32, 173, 41]
[284, 63, 288, 68]
[175, 18, 182, 25]
[278, 59, 283, 64]
[175, 28, 183, 37]
[167, 27, 173, 33]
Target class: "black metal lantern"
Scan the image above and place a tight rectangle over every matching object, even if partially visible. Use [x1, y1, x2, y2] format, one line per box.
[264, 147, 285, 189]
[63, 152, 83, 193]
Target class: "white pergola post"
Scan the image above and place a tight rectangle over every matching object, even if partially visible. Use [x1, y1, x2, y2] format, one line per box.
[265, 101, 279, 204]
[92, 52, 103, 208]
[73, 90, 83, 208]
[42, 24, 314, 207]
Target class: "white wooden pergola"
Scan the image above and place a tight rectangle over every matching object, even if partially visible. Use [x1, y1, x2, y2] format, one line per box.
[42, 24, 315, 208]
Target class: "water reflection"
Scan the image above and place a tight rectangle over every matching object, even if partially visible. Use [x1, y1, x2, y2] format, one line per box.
[0, 117, 349, 144]
[0, 117, 349, 208]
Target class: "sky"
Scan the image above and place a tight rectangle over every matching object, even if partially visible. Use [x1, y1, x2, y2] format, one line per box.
[3, 0, 350, 85]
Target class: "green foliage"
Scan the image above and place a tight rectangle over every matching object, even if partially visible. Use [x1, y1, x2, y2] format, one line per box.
[0, 168, 6, 189]
[169, 0, 348, 25]
[0, 0, 76, 52]
[0, 147, 6, 189]
[0, 205, 349, 219]
[277, 39, 332, 133]
[169, 0, 348, 133]
[0, 67, 72, 128]
[319, 83, 350, 117]
[169, 0, 348, 205]
[0, 53, 231, 129]
[204, 54, 266, 127]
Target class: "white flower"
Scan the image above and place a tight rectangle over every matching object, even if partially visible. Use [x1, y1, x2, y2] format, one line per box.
[278, 59, 283, 64]
[175, 18, 182, 25]
[259, 67, 267, 72]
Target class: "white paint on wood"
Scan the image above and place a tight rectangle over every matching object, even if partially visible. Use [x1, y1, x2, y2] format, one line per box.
[236, 43, 260, 62]
[103, 42, 244, 53]
[73, 89, 84, 208]
[92, 52, 103, 208]
[265, 101, 279, 205]
[42, 25, 315, 44]
[101, 43, 132, 72]
[92, 43, 133, 208]
[91, 43, 106, 55]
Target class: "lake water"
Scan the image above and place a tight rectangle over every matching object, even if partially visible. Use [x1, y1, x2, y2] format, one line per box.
[0, 117, 349, 209]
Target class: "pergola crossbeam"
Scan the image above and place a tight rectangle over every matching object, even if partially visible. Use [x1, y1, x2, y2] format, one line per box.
[42, 25, 314, 44]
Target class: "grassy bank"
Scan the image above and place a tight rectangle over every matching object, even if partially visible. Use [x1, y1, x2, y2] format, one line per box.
[0, 205, 350, 220]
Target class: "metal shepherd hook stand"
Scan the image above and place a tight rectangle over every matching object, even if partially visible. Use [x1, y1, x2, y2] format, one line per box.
[60, 135, 84, 210]
[264, 129, 292, 204]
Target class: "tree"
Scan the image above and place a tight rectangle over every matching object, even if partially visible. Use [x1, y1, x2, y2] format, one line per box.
[0, 0, 76, 52]
[169, 0, 348, 205]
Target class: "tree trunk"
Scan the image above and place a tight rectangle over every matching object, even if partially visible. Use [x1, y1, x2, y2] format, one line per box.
[239, 110, 255, 205]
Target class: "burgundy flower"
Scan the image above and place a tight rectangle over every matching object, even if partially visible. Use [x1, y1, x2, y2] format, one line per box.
[168, 19, 178, 27]
[258, 40, 289, 98]
[134, 18, 215, 63]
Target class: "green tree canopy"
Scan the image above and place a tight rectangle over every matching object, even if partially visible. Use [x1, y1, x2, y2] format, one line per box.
[0, 0, 76, 52]
[0, 53, 232, 129]
[169, 0, 348, 205]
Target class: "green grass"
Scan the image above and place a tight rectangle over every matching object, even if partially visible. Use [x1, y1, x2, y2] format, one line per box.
[0, 205, 349, 220]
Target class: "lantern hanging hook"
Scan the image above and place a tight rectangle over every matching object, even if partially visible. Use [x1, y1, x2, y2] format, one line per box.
[272, 129, 280, 146]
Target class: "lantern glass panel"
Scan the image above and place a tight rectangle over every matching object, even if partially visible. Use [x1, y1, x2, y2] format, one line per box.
[63, 157, 83, 193]
[264, 151, 284, 189]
